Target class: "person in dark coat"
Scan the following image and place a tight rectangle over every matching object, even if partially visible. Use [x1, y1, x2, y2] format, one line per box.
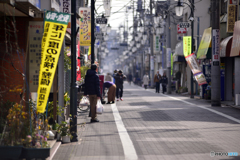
[127, 73, 133, 85]
[84, 64, 101, 123]
[114, 70, 126, 101]
[161, 72, 168, 94]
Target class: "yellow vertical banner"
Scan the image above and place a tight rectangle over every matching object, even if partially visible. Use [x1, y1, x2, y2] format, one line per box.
[79, 8, 91, 46]
[37, 11, 70, 113]
[183, 36, 192, 57]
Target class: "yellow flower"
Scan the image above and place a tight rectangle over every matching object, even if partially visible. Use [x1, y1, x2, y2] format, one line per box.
[39, 126, 41, 129]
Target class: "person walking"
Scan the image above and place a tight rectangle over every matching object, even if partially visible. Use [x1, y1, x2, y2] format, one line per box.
[154, 71, 162, 93]
[128, 73, 133, 85]
[143, 72, 149, 90]
[161, 72, 168, 94]
[84, 64, 101, 123]
[105, 73, 112, 82]
[112, 70, 118, 84]
[114, 70, 126, 101]
[103, 81, 116, 104]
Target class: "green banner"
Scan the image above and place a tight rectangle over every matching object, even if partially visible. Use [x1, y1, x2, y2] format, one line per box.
[197, 27, 212, 59]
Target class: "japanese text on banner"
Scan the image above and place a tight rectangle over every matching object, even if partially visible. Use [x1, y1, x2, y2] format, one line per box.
[37, 11, 70, 113]
[79, 8, 91, 46]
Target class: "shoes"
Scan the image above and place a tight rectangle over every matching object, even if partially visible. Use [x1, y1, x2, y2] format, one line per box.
[120, 98, 123, 101]
[112, 101, 115, 103]
[91, 118, 99, 123]
[106, 102, 111, 104]
[117, 98, 119, 101]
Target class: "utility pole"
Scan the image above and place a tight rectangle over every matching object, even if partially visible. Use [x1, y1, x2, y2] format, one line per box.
[91, 0, 95, 64]
[167, 0, 171, 94]
[211, 0, 221, 106]
[70, 0, 78, 142]
[190, 0, 194, 98]
[150, 0, 154, 88]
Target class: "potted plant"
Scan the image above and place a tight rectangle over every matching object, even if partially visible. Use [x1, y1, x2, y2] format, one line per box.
[58, 121, 72, 143]
[0, 103, 27, 159]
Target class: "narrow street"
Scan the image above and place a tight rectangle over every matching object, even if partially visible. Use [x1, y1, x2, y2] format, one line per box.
[53, 83, 240, 160]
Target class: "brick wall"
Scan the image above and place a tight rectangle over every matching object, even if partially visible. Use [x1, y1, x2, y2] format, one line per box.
[0, 16, 28, 104]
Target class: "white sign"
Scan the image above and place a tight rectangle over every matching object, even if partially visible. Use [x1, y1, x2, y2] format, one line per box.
[150, 56, 154, 70]
[28, 22, 43, 92]
[51, 0, 60, 12]
[212, 29, 220, 66]
[167, 48, 171, 68]
[60, 0, 71, 14]
[177, 24, 187, 34]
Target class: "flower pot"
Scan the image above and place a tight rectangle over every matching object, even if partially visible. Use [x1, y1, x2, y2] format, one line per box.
[56, 132, 62, 141]
[62, 136, 71, 143]
[0, 146, 22, 160]
[20, 147, 50, 160]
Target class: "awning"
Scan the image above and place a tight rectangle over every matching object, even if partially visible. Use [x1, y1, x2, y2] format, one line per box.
[175, 41, 183, 56]
[220, 36, 233, 57]
[230, 20, 240, 57]
[197, 27, 212, 59]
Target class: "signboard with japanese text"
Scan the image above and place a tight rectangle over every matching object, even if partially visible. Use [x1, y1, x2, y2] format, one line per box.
[177, 24, 187, 34]
[230, 20, 240, 57]
[154, 35, 160, 53]
[166, 48, 171, 68]
[183, 36, 191, 57]
[60, 0, 71, 28]
[79, 8, 91, 46]
[29, 21, 43, 92]
[37, 11, 70, 113]
[96, 18, 108, 24]
[212, 29, 220, 66]
[197, 27, 212, 59]
[227, 0, 239, 33]
[185, 53, 207, 86]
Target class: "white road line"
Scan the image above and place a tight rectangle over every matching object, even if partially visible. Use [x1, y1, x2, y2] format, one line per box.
[133, 84, 240, 124]
[111, 103, 138, 160]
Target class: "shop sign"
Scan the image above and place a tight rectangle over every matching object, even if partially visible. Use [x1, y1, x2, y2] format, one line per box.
[79, 8, 91, 46]
[28, 22, 44, 92]
[230, 20, 240, 56]
[197, 27, 212, 59]
[150, 56, 154, 70]
[183, 36, 191, 57]
[60, 0, 71, 28]
[227, 0, 239, 33]
[16, 0, 41, 9]
[212, 29, 220, 66]
[154, 35, 160, 53]
[177, 24, 187, 34]
[185, 53, 207, 86]
[37, 11, 70, 113]
[166, 48, 171, 68]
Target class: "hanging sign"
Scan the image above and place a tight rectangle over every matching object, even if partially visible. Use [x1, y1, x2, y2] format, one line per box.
[183, 36, 192, 57]
[212, 29, 220, 66]
[177, 24, 187, 34]
[185, 53, 207, 86]
[227, 0, 239, 33]
[79, 8, 91, 46]
[37, 11, 70, 113]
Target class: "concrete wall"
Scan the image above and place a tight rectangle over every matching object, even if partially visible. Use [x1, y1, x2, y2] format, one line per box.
[234, 57, 240, 98]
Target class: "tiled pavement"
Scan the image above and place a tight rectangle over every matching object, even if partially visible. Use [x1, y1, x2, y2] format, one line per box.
[53, 83, 240, 160]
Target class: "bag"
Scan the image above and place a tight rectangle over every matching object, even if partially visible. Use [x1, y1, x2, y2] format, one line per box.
[96, 100, 104, 114]
[80, 96, 90, 106]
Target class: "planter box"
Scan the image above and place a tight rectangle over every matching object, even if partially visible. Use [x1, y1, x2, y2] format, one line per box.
[20, 147, 50, 160]
[0, 146, 22, 160]
[62, 136, 71, 143]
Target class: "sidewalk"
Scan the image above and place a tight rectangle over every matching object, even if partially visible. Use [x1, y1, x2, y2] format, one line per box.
[52, 83, 240, 160]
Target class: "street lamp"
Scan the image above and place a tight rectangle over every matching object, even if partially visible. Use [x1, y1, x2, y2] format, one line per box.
[175, 0, 195, 98]
[175, 1, 184, 16]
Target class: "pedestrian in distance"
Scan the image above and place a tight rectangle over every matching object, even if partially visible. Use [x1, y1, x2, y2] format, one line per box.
[84, 64, 101, 123]
[103, 81, 116, 104]
[143, 72, 149, 90]
[127, 73, 133, 85]
[161, 72, 168, 94]
[114, 70, 126, 101]
[105, 73, 112, 82]
[154, 71, 162, 93]
[112, 69, 118, 84]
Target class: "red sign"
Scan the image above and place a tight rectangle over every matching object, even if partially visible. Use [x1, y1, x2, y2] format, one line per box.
[177, 24, 187, 34]
[76, 43, 81, 81]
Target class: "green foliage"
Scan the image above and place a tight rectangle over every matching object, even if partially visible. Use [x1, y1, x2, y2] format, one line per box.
[47, 101, 64, 120]
[64, 47, 71, 71]
[57, 121, 71, 137]
[80, 66, 90, 79]
[64, 92, 70, 107]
